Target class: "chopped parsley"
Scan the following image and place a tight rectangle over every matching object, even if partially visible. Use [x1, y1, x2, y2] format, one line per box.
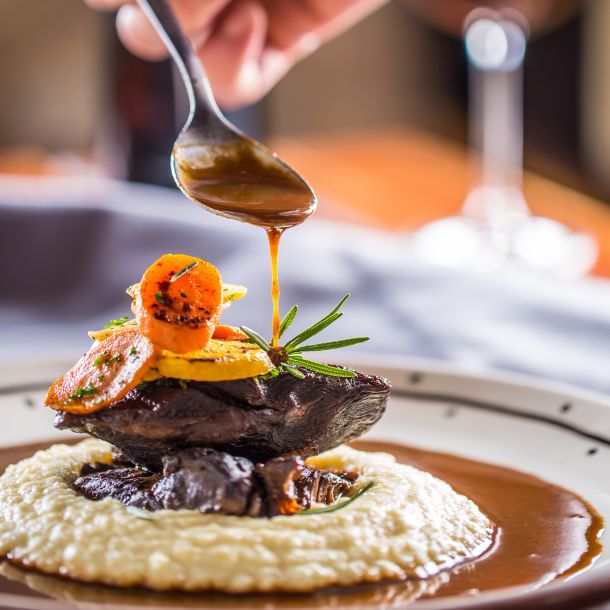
[103, 316, 129, 329]
[155, 292, 165, 304]
[107, 353, 123, 365]
[68, 383, 96, 401]
[93, 351, 109, 367]
[129, 346, 137, 357]
[97, 374, 105, 383]
[94, 351, 122, 367]
[180, 292, 188, 298]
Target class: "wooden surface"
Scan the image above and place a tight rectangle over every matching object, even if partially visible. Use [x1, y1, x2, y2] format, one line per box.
[273, 128, 610, 277]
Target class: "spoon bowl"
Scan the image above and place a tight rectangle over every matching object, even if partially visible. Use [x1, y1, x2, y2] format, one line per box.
[136, 0, 317, 229]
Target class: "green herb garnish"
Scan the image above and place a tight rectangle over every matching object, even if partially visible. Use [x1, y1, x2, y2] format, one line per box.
[171, 261, 199, 283]
[106, 353, 122, 366]
[93, 351, 109, 367]
[103, 316, 129, 329]
[155, 292, 165, 304]
[297, 482, 374, 516]
[241, 294, 368, 380]
[125, 506, 156, 521]
[129, 346, 137, 357]
[68, 383, 97, 401]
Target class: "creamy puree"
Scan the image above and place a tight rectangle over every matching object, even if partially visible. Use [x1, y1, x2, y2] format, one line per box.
[0, 440, 492, 593]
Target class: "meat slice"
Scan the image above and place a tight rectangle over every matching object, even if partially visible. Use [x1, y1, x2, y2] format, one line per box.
[75, 467, 162, 510]
[55, 368, 389, 469]
[153, 448, 256, 514]
[72, 448, 358, 517]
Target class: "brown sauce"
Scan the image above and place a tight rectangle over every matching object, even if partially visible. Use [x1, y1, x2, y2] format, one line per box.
[356, 441, 603, 599]
[0, 439, 603, 608]
[174, 140, 315, 345]
[174, 141, 315, 230]
[268, 228, 283, 347]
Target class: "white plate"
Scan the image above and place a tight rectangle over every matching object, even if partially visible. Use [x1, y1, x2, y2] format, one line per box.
[1, 355, 610, 610]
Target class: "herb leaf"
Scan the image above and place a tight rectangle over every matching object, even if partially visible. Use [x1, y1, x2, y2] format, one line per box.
[297, 482, 374, 516]
[68, 383, 97, 401]
[103, 316, 129, 330]
[239, 326, 272, 352]
[242, 294, 366, 380]
[284, 312, 342, 350]
[170, 261, 199, 283]
[289, 337, 369, 354]
[279, 305, 298, 337]
[288, 356, 356, 378]
[125, 506, 156, 521]
[282, 363, 306, 379]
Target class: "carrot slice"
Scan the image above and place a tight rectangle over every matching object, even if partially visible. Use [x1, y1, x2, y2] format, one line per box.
[135, 254, 223, 353]
[212, 325, 249, 341]
[45, 329, 157, 413]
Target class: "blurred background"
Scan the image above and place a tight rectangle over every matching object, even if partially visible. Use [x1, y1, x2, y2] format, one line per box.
[4, 1, 610, 242]
[5, 0, 610, 390]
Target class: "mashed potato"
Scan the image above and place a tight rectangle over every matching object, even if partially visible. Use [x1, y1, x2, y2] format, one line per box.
[0, 440, 493, 593]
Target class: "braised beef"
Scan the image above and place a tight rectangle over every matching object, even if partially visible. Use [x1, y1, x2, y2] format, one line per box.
[74, 448, 357, 517]
[76, 467, 162, 510]
[153, 448, 255, 514]
[55, 369, 389, 469]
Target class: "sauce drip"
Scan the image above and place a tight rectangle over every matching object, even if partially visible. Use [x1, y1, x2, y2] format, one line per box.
[0, 440, 603, 608]
[174, 139, 315, 344]
[268, 228, 283, 346]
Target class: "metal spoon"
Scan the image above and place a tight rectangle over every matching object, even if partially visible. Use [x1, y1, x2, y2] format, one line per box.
[136, 0, 317, 229]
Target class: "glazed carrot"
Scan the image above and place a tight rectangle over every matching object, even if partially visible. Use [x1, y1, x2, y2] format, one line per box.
[212, 325, 249, 341]
[45, 329, 157, 413]
[135, 254, 223, 353]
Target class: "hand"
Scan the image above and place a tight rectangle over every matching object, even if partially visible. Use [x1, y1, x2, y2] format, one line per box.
[86, 0, 388, 109]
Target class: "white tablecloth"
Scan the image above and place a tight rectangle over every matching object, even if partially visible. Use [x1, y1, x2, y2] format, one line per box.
[1, 176, 610, 395]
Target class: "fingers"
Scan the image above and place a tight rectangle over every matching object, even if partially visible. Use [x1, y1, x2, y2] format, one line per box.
[200, 0, 272, 109]
[265, 0, 387, 57]
[115, 0, 230, 61]
[84, 0, 126, 10]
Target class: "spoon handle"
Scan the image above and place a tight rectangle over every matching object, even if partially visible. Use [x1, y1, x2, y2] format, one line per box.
[136, 0, 221, 120]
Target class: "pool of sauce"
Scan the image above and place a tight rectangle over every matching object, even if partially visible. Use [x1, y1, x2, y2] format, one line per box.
[0, 439, 603, 609]
[174, 140, 315, 346]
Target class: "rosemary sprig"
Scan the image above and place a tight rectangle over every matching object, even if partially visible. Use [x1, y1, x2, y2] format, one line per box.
[241, 294, 368, 380]
[296, 482, 374, 516]
[279, 305, 298, 337]
[125, 505, 156, 521]
[171, 261, 199, 283]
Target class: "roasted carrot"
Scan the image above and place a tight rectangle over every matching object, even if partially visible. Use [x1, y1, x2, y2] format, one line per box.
[212, 325, 249, 341]
[45, 329, 157, 413]
[135, 254, 223, 353]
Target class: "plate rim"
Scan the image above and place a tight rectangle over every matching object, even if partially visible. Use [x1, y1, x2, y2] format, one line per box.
[2, 353, 610, 610]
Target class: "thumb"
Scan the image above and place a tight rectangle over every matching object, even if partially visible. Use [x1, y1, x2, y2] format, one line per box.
[199, 0, 270, 109]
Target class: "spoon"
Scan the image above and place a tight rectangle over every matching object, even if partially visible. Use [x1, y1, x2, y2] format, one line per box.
[135, 0, 317, 229]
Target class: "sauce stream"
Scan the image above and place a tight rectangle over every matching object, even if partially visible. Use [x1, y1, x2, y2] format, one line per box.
[268, 228, 283, 346]
[175, 141, 315, 344]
